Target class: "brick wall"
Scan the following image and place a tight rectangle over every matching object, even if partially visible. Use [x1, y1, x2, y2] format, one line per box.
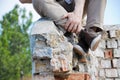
[90, 25, 120, 80]
[30, 19, 120, 80]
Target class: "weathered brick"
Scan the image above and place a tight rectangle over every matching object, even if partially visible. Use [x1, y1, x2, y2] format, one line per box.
[112, 59, 120, 68]
[113, 48, 120, 57]
[85, 74, 91, 80]
[98, 78, 105, 80]
[93, 48, 104, 58]
[55, 76, 65, 80]
[100, 60, 111, 68]
[118, 69, 120, 77]
[31, 18, 120, 80]
[106, 79, 114, 80]
[99, 40, 106, 49]
[66, 73, 90, 80]
[33, 73, 55, 80]
[116, 30, 120, 37]
[32, 60, 52, 74]
[33, 47, 52, 59]
[99, 69, 105, 77]
[109, 30, 116, 38]
[115, 79, 120, 80]
[104, 49, 113, 59]
[117, 38, 120, 47]
[105, 69, 118, 77]
[51, 53, 72, 73]
[103, 25, 120, 31]
[67, 73, 85, 80]
[107, 39, 118, 49]
[55, 73, 89, 80]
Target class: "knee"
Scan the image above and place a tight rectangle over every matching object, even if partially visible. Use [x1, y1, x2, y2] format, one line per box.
[32, 0, 55, 9]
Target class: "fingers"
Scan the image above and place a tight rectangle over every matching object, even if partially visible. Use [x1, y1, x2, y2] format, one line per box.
[71, 23, 78, 33]
[76, 25, 82, 34]
[65, 20, 81, 33]
[64, 20, 71, 30]
[62, 12, 82, 33]
[67, 22, 74, 32]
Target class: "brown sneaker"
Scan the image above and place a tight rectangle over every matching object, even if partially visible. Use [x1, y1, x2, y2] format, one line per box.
[78, 53, 91, 63]
[73, 39, 89, 55]
[73, 29, 89, 58]
[79, 29, 102, 51]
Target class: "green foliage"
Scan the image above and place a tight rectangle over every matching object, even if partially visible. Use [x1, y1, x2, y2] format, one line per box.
[0, 5, 33, 80]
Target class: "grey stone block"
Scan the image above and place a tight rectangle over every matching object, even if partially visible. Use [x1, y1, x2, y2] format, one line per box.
[33, 47, 52, 59]
[117, 38, 120, 47]
[105, 69, 118, 77]
[101, 60, 111, 68]
[107, 39, 118, 48]
[112, 59, 120, 68]
[113, 48, 120, 57]
[32, 60, 52, 74]
[99, 40, 106, 49]
[109, 30, 116, 38]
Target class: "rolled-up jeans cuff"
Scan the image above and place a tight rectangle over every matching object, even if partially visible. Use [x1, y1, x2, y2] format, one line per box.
[85, 24, 103, 31]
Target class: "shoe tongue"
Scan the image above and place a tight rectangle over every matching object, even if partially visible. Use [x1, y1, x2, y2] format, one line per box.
[87, 28, 96, 33]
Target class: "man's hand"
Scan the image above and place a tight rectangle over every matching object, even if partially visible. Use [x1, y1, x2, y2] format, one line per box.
[62, 12, 82, 34]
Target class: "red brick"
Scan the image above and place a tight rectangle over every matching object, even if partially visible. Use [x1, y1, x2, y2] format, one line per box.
[55, 73, 91, 80]
[67, 73, 85, 80]
[104, 49, 113, 59]
[55, 76, 66, 80]
[85, 74, 91, 80]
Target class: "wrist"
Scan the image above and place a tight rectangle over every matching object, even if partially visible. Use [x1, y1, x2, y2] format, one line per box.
[73, 11, 82, 18]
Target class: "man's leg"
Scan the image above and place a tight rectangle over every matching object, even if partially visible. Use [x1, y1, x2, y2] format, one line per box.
[86, 0, 107, 31]
[80, 0, 107, 51]
[32, 0, 67, 21]
[32, 0, 76, 44]
[73, 0, 107, 55]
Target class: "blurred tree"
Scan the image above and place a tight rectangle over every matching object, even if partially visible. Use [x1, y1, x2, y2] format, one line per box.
[0, 5, 32, 80]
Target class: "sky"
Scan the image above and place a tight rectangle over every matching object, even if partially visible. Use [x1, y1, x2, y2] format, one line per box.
[0, 0, 120, 25]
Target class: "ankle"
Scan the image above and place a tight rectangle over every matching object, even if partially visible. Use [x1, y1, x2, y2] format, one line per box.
[89, 27, 103, 32]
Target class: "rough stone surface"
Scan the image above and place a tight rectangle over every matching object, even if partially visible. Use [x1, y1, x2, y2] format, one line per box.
[92, 48, 104, 58]
[116, 30, 120, 37]
[100, 60, 111, 68]
[118, 69, 120, 77]
[30, 20, 120, 80]
[117, 38, 120, 47]
[106, 79, 114, 80]
[32, 60, 52, 74]
[114, 48, 120, 57]
[30, 20, 73, 79]
[33, 73, 55, 80]
[106, 39, 118, 49]
[55, 73, 91, 80]
[99, 69, 105, 77]
[99, 40, 106, 49]
[112, 59, 120, 68]
[109, 30, 116, 38]
[105, 69, 118, 77]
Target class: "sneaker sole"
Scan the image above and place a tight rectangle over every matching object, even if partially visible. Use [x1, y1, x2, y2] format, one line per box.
[90, 34, 101, 51]
[73, 45, 86, 55]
